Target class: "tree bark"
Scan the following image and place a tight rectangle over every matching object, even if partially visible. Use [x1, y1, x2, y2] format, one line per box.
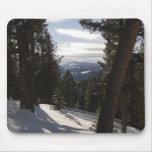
[121, 92, 128, 133]
[16, 20, 37, 112]
[97, 19, 141, 133]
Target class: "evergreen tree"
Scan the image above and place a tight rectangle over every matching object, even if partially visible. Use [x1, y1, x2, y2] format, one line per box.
[78, 94, 85, 110]
[7, 20, 21, 100]
[80, 19, 142, 132]
[125, 51, 144, 129]
[76, 80, 88, 110]
[35, 28, 60, 104]
[114, 43, 144, 132]
[52, 86, 65, 110]
[97, 19, 141, 132]
[62, 70, 77, 108]
[10, 19, 47, 111]
[85, 78, 99, 112]
[7, 19, 60, 112]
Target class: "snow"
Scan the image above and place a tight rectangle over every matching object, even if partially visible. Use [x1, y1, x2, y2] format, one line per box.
[113, 120, 140, 133]
[7, 100, 140, 133]
[69, 63, 76, 66]
[7, 100, 97, 133]
[81, 70, 91, 74]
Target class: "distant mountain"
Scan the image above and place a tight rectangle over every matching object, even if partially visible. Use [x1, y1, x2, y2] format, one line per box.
[60, 61, 103, 81]
[61, 61, 99, 69]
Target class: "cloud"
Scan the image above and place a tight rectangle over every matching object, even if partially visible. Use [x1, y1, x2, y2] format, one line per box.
[55, 28, 101, 40]
[56, 42, 105, 64]
[46, 19, 67, 23]
[57, 42, 105, 56]
[60, 55, 105, 64]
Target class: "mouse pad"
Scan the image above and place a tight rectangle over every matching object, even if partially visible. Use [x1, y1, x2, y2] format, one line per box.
[7, 19, 144, 133]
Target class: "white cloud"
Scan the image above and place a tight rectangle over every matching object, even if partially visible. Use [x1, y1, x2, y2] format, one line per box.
[56, 42, 105, 64]
[57, 42, 105, 56]
[46, 19, 67, 23]
[60, 56, 105, 65]
[55, 28, 101, 40]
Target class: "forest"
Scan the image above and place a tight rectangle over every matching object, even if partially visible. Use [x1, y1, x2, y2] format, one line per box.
[7, 19, 144, 133]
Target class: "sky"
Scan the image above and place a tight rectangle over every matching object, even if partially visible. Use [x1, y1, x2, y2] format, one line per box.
[46, 19, 106, 65]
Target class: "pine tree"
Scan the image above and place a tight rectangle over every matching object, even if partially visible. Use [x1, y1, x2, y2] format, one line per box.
[96, 19, 141, 132]
[128, 51, 144, 129]
[11, 19, 47, 111]
[62, 70, 77, 108]
[85, 78, 99, 112]
[52, 86, 65, 110]
[35, 28, 60, 104]
[80, 19, 142, 132]
[7, 19, 60, 112]
[7, 20, 21, 100]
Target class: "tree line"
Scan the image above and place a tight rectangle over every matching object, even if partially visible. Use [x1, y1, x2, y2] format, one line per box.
[7, 19, 60, 111]
[80, 19, 144, 132]
[7, 19, 144, 133]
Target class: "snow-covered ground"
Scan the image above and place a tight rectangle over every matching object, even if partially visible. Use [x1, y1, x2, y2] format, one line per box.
[7, 100, 140, 133]
[81, 70, 91, 74]
[113, 121, 140, 133]
[7, 100, 97, 133]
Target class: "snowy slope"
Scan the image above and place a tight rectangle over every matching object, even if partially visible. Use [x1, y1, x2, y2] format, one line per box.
[7, 100, 140, 133]
[7, 100, 97, 133]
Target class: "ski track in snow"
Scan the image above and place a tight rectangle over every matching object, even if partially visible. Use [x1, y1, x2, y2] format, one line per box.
[7, 100, 140, 133]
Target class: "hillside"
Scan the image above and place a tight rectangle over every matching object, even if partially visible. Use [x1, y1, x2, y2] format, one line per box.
[60, 61, 103, 81]
[7, 100, 140, 133]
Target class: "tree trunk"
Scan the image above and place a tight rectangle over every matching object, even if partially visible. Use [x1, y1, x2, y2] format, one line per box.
[129, 64, 137, 127]
[17, 20, 37, 112]
[97, 19, 141, 133]
[121, 92, 128, 133]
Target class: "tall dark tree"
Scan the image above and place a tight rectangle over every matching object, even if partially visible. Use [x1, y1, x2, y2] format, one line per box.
[96, 19, 141, 132]
[7, 20, 20, 99]
[62, 70, 77, 107]
[52, 86, 65, 110]
[85, 78, 99, 112]
[76, 80, 88, 110]
[78, 94, 85, 110]
[114, 50, 144, 132]
[80, 19, 142, 132]
[128, 51, 144, 129]
[14, 19, 46, 111]
[7, 19, 60, 112]
[35, 28, 60, 104]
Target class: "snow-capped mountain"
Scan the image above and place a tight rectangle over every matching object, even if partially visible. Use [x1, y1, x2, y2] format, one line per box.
[60, 61, 103, 81]
[61, 61, 100, 69]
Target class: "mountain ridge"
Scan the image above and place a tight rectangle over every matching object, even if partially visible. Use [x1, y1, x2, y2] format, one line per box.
[60, 61, 103, 81]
